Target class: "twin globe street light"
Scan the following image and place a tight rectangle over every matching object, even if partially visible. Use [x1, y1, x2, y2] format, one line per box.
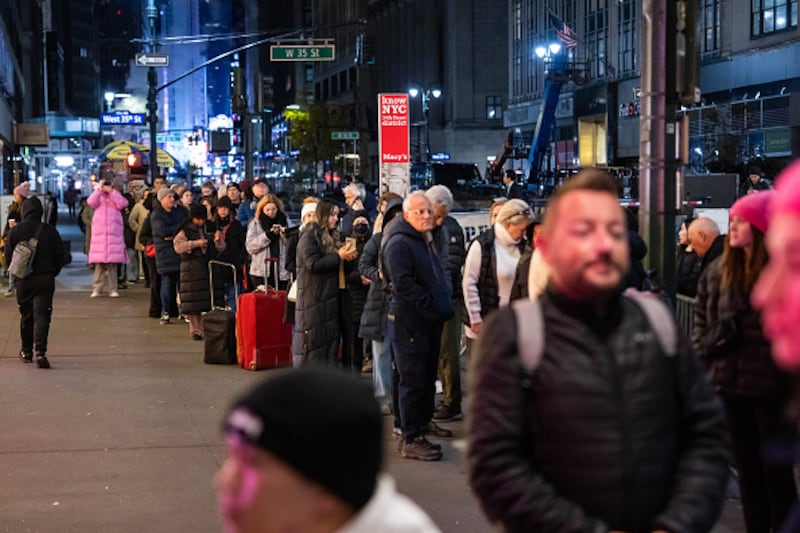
[408, 86, 442, 162]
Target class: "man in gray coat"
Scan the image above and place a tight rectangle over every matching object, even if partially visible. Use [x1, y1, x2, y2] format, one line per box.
[468, 169, 730, 532]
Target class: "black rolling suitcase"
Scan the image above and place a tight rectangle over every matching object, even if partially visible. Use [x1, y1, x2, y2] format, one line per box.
[203, 260, 238, 364]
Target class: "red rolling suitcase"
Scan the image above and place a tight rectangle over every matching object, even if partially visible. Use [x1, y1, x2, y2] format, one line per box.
[236, 258, 293, 370]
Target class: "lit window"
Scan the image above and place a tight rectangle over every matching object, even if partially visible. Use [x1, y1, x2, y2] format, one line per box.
[486, 96, 503, 120]
[752, 0, 798, 35]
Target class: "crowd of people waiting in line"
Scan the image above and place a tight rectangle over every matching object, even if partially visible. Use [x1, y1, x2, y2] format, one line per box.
[7, 161, 800, 531]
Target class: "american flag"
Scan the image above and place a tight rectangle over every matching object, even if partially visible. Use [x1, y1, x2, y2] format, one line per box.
[549, 13, 579, 49]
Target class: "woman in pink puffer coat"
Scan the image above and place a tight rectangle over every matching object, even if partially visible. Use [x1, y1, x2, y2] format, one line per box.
[87, 179, 129, 297]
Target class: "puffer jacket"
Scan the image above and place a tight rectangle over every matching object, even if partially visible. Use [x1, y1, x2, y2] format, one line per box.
[294, 226, 353, 365]
[173, 224, 211, 315]
[382, 218, 453, 325]
[442, 215, 465, 300]
[468, 287, 730, 533]
[87, 188, 129, 264]
[358, 232, 388, 341]
[150, 202, 186, 274]
[693, 257, 789, 400]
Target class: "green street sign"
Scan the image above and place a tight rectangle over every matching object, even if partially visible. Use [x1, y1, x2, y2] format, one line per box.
[331, 131, 359, 140]
[156, 134, 182, 143]
[270, 45, 335, 62]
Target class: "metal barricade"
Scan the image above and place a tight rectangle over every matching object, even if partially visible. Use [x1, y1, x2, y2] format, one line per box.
[675, 294, 697, 338]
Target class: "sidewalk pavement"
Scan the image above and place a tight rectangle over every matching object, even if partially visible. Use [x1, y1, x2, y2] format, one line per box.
[0, 220, 492, 532]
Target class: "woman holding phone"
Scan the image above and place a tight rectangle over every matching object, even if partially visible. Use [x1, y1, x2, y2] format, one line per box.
[294, 200, 358, 367]
[245, 194, 290, 289]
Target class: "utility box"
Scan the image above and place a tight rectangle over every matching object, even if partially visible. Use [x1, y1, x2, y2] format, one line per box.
[209, 131, 231, 154]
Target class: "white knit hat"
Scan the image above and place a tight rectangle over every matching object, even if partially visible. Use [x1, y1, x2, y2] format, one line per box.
[301, 202, 318, 221]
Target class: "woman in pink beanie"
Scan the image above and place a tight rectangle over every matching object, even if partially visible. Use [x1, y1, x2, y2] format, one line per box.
[694, 190, 795, 532]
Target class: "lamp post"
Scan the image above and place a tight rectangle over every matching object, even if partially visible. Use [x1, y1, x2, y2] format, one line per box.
[534, 42, 563, 76]
[409, 86, 442, 162]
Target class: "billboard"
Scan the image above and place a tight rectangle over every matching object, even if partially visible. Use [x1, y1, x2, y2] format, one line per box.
[378, 93, 410, 196]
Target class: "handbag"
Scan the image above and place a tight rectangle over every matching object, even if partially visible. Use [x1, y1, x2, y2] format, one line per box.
[145, 243, 156, 258]
[701, 315, 740, 358]
[287, 278, 298, 302]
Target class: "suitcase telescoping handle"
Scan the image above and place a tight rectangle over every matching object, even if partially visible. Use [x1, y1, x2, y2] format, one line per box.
[208, 260, 238, 310]
[265, 257, 281, 293]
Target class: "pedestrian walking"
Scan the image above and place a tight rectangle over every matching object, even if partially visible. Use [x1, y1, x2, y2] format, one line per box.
[6, 196, 65, 369]
[468, 168, 730, 532]
[382, 191, 455, 461]
[217, 369, 441, 533]
[87, 178, 129, 298]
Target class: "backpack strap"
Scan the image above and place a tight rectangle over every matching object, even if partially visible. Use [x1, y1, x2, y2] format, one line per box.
[625, 291, 678, 357]
[512, 297, 545, 375]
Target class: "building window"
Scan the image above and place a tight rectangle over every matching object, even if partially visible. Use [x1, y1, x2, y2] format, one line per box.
[618, 0, 636, 74]
[584, 0, 609, 80]
[701, 0, 721, 55]
[487, 96, 503, 120]
[752, 0, 798, 36]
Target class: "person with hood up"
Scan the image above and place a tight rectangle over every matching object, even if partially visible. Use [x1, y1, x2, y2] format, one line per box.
[87, 177, 130, 297]
[208, 196, 246, 312]
[3, 181, 32, 297]
[173, 204, 212, 340]
[6, 196, 65, 368]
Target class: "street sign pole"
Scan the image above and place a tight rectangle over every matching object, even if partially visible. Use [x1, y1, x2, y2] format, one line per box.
[146, 0, 158, 186]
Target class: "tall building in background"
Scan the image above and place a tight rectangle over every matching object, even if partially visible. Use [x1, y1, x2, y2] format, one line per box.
[95, 0, 138, 101]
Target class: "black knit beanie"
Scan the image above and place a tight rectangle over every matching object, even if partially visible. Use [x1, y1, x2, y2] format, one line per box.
[222, 369, 383, 511]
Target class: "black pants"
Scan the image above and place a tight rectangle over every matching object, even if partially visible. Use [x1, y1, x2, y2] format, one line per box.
[16, 273, 55, 355]
[390, 315, 443, 442]
[145, 255, 161, 317]
[724, 396, 798, 533]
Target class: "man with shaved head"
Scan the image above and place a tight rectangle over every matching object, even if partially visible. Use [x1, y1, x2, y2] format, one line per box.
[687, 217, 725, 294]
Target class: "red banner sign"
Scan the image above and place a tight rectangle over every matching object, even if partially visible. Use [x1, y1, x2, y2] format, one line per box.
[378, 93, 410, 195]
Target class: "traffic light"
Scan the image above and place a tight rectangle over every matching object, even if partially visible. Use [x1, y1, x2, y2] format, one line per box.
[363, 36, 376, 65]
[260, 75, 274, 112]
[232, 113, 243, 150]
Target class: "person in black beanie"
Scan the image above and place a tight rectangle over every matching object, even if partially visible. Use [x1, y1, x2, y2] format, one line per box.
[216, 369, 440, 533]
[208, 196, 246, 312]
[173, 203, 211, 340]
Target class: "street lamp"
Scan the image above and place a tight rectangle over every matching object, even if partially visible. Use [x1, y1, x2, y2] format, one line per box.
[408, 85, 442, 162]
[534, 42, 564, 76]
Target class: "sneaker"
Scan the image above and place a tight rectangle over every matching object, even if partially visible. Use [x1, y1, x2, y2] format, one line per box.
[4, 289, 14, 297]
[160, 313, 170, 325]
[109, 291, 120, 298]
[192, 333, 203, 341]
[433, 403, 463, 422]
[379, 403, 392, 416]
[423, 421, 453, 438]
[401, 436, 442, 461]
[19, 350, 33, 364]
[35, 355, 50, 369]
[361, 359, 373, 373]
[90, 291, 100, 298]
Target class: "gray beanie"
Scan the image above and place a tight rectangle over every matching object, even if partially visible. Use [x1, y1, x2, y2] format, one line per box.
[157, 188, 173, 201]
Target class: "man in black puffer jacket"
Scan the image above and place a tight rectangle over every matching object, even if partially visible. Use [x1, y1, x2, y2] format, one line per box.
[7, 196, 65, 368]
[468, 169, 730, 532]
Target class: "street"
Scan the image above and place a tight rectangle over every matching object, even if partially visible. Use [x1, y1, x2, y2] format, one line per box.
[0, 219, 746, 532]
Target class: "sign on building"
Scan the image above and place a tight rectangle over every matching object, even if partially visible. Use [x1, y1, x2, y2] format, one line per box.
[378, 93, 410, 196]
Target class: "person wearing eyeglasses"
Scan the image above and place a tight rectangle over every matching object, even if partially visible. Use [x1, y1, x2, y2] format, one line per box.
[382, 191, 455, 461]
[462, 199, 532, 354]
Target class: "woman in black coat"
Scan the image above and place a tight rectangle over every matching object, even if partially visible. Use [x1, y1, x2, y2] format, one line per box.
[173, 204, 211, 340]
[343, 210, 372, 374]
[293, 200, 358, 367]
[207, 196, 245, 312]
[693, 192, 795, 533]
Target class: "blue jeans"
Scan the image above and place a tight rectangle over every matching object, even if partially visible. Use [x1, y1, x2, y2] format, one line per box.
[372, 334, 394, 404]
[160, 271, 179, 317]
